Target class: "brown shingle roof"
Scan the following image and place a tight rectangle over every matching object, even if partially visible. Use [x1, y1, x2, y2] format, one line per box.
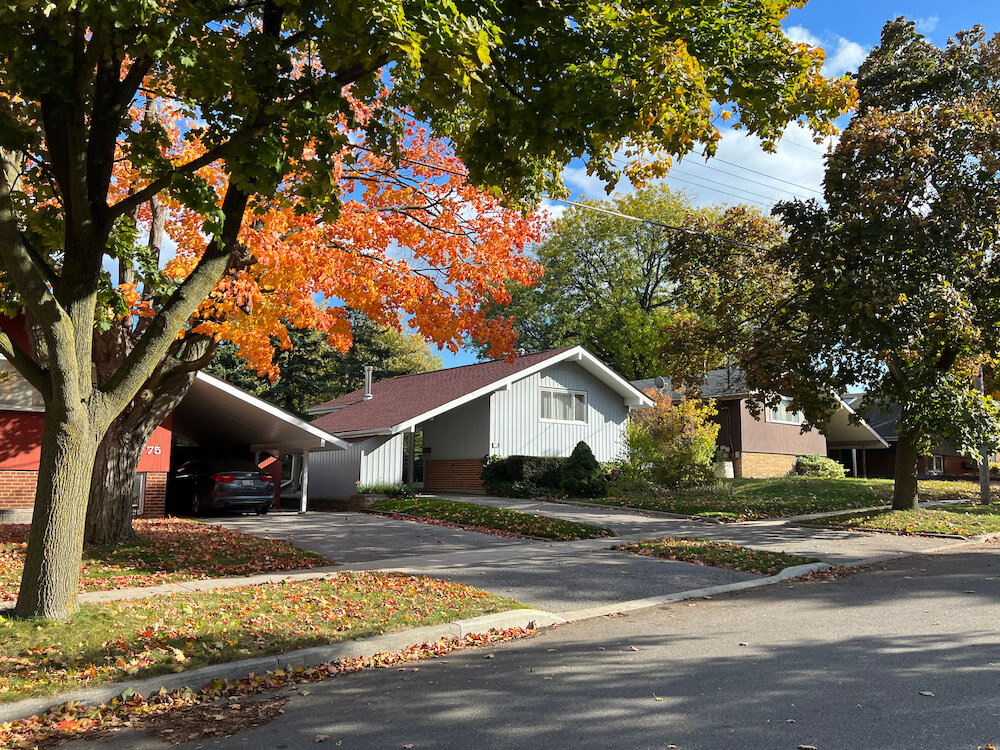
[310, 347, 574, 435]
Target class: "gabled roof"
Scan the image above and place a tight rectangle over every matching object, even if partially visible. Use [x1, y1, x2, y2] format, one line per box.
[308, 346, 653, 438]
[632, 369, 749, 399]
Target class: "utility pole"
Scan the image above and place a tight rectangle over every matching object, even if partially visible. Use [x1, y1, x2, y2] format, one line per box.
[976, 367, 992, 506]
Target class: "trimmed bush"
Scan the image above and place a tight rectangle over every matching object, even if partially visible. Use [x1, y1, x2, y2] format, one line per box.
[561, 441, 609, 498]
[795, 454, 847, 478]
[482, 454, 563, 497]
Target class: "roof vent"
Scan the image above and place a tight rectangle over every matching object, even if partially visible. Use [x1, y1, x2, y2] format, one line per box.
[363, 365, 374, 401]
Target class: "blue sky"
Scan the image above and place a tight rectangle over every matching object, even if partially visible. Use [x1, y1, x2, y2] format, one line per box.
[434, 1, 1000, 370]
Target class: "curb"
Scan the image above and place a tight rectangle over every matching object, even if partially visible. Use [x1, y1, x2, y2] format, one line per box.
[0, 608, 564, 724]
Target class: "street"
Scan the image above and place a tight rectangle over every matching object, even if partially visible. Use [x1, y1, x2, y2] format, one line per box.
[90, 543, 1000, 750]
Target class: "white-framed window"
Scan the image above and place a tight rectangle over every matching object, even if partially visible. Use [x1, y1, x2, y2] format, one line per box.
[769, 397, 804, 426]
[928, 455, 944, 475]
[131, 472, 146, 517]
[540, 388, 587, 423]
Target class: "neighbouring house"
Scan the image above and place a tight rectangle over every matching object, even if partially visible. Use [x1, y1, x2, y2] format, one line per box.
[305, 346, 653, 497]
[631, 370, 887, 479]
[832, 395, 994, 480]
[0, 317, 347, 523]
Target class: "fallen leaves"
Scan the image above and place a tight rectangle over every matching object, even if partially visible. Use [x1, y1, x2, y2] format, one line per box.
[609, 537, 818, 576]
[0, 627, 536, 749]
[0, 573, 518, 702]
[0, 519, 331, 602]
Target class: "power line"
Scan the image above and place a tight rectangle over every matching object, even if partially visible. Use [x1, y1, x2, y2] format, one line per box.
[688, 153, 825, 197]
[349, 142, 776, 252]
[665, 168, 785, 206]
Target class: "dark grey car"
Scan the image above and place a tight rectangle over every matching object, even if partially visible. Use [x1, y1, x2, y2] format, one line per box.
[171, 459, 274, 515]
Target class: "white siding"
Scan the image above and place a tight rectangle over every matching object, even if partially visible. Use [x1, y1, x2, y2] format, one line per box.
[489, 362, 628, 462]
[359, 434, 404, 486]
[310, 434, 403, 500]
[310, 444, 362, 500]
[420, 395, 490, 461]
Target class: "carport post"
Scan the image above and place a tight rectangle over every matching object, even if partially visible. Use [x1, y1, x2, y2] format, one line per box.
[299, 449, 310, 513]
[407, 426, 416, 486]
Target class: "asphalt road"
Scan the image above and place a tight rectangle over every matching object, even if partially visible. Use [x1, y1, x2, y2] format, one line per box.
[89, 542, 1000, 750]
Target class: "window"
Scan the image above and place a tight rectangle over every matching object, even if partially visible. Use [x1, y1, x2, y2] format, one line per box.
[541, 389, 587, 423]
[928, 455, 944, 475]
[769, 398, 803, 425]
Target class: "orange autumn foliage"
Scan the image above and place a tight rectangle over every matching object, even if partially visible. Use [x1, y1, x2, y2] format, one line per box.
[113, 89, 544, 379]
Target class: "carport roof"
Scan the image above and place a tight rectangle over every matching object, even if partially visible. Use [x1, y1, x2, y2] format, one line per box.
[171, 372, 348, 453]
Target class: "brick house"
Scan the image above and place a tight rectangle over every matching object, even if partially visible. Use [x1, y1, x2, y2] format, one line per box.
[0, 316, 347, 522]
[632, 370, 887, 479]
[306, 346, 652, 496]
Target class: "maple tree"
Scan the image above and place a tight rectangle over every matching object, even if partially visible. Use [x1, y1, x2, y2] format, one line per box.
[0, 1, 853, 621]
[744, 20, 1000, 510]
[481, 186, 788, 381]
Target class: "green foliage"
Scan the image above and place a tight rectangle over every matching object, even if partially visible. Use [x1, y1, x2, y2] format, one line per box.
[205, 312, 442, 416]
[481, 454, 564, 497]
[354, 482, 416, 498]
[560, 441, 609, 498]
[621, 392, 720, 489]
[744, 20, 1000, 506]
[795, 454, 847, 479]
[479, 186, 788, 382]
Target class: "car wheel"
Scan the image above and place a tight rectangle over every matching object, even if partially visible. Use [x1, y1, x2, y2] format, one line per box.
[191, 493, 201, 516]
[257, 503, 270, 515]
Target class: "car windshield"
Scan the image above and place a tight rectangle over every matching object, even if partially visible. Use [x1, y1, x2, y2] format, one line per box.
[205, 461, 260, 473]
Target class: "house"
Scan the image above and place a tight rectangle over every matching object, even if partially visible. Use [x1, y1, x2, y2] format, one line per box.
[631, 370, 887, 478]
[832, 396, 990, 479]
[305, 346, 653, 497]
[0, 341, 347, 523]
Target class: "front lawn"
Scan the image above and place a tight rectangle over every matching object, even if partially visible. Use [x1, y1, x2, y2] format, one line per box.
[610, 537, 819, 575]
[0, 571, 518, 703]
[591, 477, 997, 521]
[806, 502, 1000, 536]
[0, 519, 331, 602]
[371, 497, 614, 540]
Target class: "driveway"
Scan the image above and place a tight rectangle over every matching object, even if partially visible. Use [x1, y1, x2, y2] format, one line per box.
[210, 495, 965, 615]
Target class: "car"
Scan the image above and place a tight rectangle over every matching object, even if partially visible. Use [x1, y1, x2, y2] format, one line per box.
[170, 459, 274, 515]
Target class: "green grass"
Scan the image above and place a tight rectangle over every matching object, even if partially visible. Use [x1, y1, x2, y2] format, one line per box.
[805, 501, 1000, 536]
[371, 497, 614, 540]
[609, 537, 819, 575]
[0, 519, 331, 603]
[591, 477, 997, 522]
[0, 572, 518, 703]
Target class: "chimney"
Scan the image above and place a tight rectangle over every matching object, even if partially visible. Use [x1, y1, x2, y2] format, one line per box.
[363, 365, 374, 401]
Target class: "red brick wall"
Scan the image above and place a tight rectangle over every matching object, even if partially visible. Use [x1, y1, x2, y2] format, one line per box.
[424, 459, 485, 493]
[141, 472, 167, 518]
[0, 470, 38, 510]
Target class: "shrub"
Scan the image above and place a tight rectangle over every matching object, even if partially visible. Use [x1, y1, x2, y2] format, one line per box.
[482, 454, 563, 497]
[560, 441, 609, 498]
[619, 391, 720, 489]
[355, 482, 417, 497]
[795, 454, 847, 478]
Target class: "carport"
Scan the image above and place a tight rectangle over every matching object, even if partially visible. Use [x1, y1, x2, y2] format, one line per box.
[170, 372, 348, 511]
[826, 395, 889, 478]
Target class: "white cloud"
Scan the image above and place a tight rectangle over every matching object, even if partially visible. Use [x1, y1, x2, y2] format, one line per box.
[785, 25, 868, 77]
[915, 15, 939, 34]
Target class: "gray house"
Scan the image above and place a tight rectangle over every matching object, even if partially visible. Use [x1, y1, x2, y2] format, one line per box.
[305, 346, 652, 497]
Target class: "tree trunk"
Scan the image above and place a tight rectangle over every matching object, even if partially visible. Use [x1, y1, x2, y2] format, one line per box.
[14, 406, 99, 620]
[84, 342, 213, 545]
[892, 429, 921, 510]
[83, 412, 143, 546]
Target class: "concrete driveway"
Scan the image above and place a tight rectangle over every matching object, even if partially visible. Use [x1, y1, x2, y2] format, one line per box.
[211, 495, 965, 615]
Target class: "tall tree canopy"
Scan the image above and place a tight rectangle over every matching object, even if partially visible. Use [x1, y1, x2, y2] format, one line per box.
[207, 315, 442, 417]
[480, 186, 788, 381]
[745, 19, 1000, 510]
[0, 0, 853, 620]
